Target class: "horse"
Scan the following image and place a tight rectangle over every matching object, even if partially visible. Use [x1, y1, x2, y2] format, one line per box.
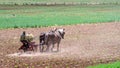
[39, 28, 65, 52]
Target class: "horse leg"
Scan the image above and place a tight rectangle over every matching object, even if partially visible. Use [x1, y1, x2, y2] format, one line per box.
[51, 39, 55, 51]
[46, 44, 50, 52]
[42, 45, 45, 52]
[57, 40, 61, 52]
[51, 43, 54, 51]
[40, 45, 44, 52]
[57, 41, 61, 52]
[40, 45, 42, 52]
[57, 43, 59, 51]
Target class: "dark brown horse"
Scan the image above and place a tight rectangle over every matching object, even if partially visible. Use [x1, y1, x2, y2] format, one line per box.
[39, 32, 46, 52]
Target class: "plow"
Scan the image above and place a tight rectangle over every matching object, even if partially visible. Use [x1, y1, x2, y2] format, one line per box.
[19, 42, 38, 52]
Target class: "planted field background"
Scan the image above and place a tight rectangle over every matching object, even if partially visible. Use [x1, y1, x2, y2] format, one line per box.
[0, 0, 120, 5]
[0, 5, 120, 29]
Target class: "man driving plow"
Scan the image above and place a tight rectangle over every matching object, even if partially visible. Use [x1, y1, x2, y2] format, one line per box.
[19, 31, 38, 52]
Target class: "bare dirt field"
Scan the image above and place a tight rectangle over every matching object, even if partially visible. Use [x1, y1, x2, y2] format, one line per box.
[0, 22, 120, 68]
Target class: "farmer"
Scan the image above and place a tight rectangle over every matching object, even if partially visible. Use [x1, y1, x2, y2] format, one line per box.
[20, 31, 29, 50]
[20, 31, 34, 50]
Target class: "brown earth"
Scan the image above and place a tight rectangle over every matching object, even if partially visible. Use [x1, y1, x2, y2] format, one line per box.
[0, 22, 120, 68]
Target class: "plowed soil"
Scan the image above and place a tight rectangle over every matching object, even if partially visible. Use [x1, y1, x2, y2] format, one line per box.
[0, 22, 120, 68]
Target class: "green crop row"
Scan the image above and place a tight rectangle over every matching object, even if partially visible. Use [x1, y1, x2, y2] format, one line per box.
[87, 61, 120, 68]
[0, 5, 120, 29]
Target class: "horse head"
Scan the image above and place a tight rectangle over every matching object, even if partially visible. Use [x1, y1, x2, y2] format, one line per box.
[56, 28, 65, 39]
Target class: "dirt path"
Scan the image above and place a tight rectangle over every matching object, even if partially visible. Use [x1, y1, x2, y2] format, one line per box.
[0, 22, 120, 68]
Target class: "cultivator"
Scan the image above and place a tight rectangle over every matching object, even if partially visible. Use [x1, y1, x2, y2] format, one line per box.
[19, 42, 38, 52]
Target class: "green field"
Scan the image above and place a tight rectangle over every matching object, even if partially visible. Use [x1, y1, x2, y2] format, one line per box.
[0, 0, 120, 5]
[87, 61, 120, 68]
[0, 5, 120, 29]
